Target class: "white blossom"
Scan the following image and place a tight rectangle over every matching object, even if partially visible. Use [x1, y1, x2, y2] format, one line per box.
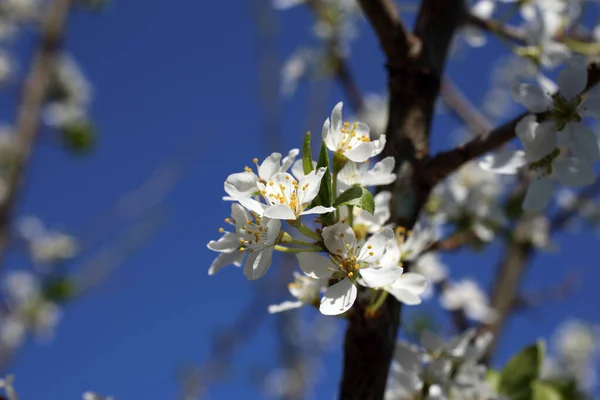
[239, 168, 336, 220]
[337, 156, 396, 190]
[296, 223, 399, 315]
[207, 203, 281, 280]
[322, 102, 385, 162]
[440, 279, 496, 323]
[223, 149, 299, 200]
[268, 272, 325, 313]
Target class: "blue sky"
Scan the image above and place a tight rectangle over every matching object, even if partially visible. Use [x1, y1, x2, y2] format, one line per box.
[2, 0, 599, 399]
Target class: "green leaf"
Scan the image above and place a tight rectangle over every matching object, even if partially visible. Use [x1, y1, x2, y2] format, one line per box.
[334, 186, 375, 214]
[315, 141, 332, 207]
[533, 381, 563, 400]
[60, 120, 96, 154]
[499, 340, 546, 399]
[302, 131, 314, 175]
[486, 370, 501, 393]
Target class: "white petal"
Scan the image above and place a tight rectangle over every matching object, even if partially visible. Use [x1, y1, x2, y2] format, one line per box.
[522, 178, 554, 212]
[231, 203, 250, 232]
[361, 157, 397, 186]
[359, 265, 403, 288]
[320, 278, 357, 315]
[263, 204, 297, 220]
[554, 157, 596, 187]
[331, 102, 343, 133]
[558, 59, 587, 100]
[300, 205, 336, 215]
[296, 252, 334, 279]
[580, 95, 600, 119]
[568, 123, 600, 165]
[291, 159, 316, 180]
[386, 287, 422, 305]
[516, 116, 556, 162]
[464, 28, 487, 48]
[265, 218, 282, 245]
[358, 227, 394, 261]
[471, 0, 494, 18]
[238, 197, 267, 216]
[208, 251, 244, 275]
[268, 300, 304, 313]
[322, 118, 338, 152]
[391, 273, 429, 294]
[344, 142, 376, 162]
[280, 148, 299, 172]
[322, 222, 356, 257]
[207, 232, 240, 252]
[478, 149, 526, 174]
[421, 331, 445, 353]
[258, 152, 282, 181]
[224, 172, 258, 199]
[510, 84, 553, 113]
[298, 167, 327, 205]
[243, 246, 274, 280]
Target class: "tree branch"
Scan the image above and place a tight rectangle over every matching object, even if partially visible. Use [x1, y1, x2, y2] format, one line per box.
[340, 1, 466, 398]
[441, 78, 493, 136]
[0, 0, 73, 267]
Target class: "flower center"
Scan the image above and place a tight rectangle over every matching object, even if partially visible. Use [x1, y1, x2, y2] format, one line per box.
[339, 121, 370, 152]
[239, 218, 269, 253]
[261, 176, 309, 214]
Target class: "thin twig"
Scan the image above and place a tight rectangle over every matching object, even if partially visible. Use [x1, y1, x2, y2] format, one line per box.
[0, 0, 74, 267]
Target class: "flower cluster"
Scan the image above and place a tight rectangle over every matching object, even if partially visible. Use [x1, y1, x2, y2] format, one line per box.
[480, 57, 600, 211]
[385, 329, 504, 400]
[208, 102, 429, 315]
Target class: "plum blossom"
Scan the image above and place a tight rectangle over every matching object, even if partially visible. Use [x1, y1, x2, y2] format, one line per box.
[224, 149, 299, 200]
[511, 57, 600, 164]
[386, 330, 502, 400]
[268, 272, 325, 313]
[296, 223, 400, 315]
[440, 279, 496, 323]
[322, 102, 385, 162]
[237, 168, 335, 220]
[207, 203, 281, 280]
[337, 156, 396, 191]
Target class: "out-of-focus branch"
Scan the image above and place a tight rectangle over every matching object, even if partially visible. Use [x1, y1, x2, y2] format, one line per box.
[483, 179, 600, 362]
[514, 272, 580, 310]
[356, 0, 419, 63]
[306, 0, 364, 111]
[482, 238, 533, 364]
[440, 78, 493, 136]
[425, 63, 600, 187]
[0, 0, 73, 267]
[423, 229, 476, 254]
[465, 14, 526, 44]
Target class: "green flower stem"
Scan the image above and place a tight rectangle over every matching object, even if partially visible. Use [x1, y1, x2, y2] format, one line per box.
[293, 222, 322, 241]
[274, 245, 320, 253]
[347, 205, 354, 227]
[332, 170, 340, 222]
[366, 290, 388, 315]
[291, 238, 317, 247]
